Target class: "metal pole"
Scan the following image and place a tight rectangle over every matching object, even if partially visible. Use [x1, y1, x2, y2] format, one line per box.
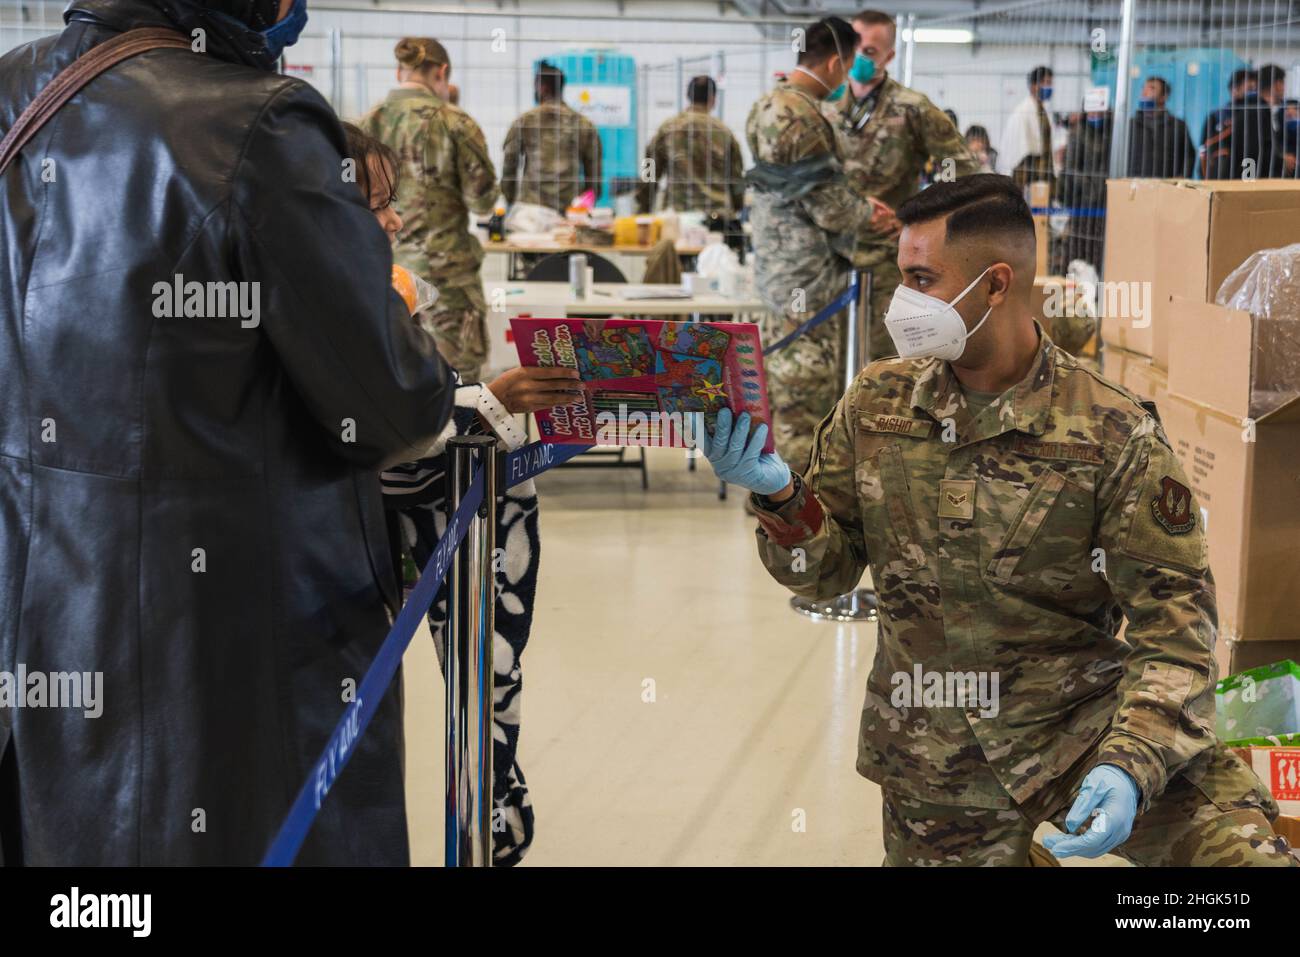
[445, 435, 497, 867]
[791, 270, 878, 623]
[902, 13, 916, 87]
[1108, 0, 1137, 178]
[328, 27, 343, 112]
[843, 268, 860, 394]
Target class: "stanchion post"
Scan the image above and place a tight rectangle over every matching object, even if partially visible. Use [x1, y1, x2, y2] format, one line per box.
[844, 268, 861, 395]
[445, 435, 498, 867]
[791, 269, 879, 624]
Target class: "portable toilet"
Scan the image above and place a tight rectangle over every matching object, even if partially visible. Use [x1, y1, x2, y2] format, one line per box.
[540, 50, 638, 207]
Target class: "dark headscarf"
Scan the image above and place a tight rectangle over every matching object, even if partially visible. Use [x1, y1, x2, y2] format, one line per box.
[150, 0, 282, 69]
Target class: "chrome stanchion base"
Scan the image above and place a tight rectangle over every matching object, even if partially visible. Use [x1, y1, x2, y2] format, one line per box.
[790, 589, 878, 622]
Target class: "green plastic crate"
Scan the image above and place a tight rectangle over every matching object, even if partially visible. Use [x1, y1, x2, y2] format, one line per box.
[1215, 659, 1300, 744]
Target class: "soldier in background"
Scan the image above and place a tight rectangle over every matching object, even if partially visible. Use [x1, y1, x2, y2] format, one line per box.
[701, 174, 1295, 867]
[362, 37, 498, 381]
[502, 61, 603, 213]
[745, 16, 887, 469]
[636, 75, 745, 215]
[824, 8, 980, 360]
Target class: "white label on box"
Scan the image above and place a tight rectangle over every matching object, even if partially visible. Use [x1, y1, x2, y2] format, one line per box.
[1083, 85, 1110, 111]
[564, 85, 631, 126]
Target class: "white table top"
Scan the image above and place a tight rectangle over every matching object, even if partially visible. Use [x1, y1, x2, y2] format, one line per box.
[482, 240, 704, 257]
[487, 281, 765, 317]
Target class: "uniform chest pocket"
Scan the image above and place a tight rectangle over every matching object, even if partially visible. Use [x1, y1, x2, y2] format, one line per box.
[983, 466, 1100, 597]
[856, 444, 926, 571]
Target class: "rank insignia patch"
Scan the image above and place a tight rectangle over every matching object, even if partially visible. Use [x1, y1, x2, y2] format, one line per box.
[1152, 476, 1195, 535]
[937, 479, 976, 520]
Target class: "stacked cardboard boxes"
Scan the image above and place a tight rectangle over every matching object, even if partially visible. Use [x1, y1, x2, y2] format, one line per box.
[1101, 179, 1300, 368]
[1101, 178, 1300, 677]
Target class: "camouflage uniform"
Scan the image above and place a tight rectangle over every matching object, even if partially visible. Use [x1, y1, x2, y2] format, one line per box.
[501, 100, 603, 213]
[635, 106, 745, 214]
[886, 741, 1293, 866]
[752, 326, 1295, 866]
[361, 87, 498, 381]
[823, 75, 981, 360]
[745, 80, 873, 470]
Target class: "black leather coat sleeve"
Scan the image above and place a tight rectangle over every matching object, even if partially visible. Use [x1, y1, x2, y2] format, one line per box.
[229, 80, 455, 470]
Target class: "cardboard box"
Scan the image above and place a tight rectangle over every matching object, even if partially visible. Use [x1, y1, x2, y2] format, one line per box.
[1167, 297, 1300, 421]
[1219, 638, 1300, 676]
[1101, 179, 1300, 368]
[1230, 746, 1300, 817]
[1104, 345, 1169, 410]
[1029, 181, 1051, 278]
[1159, 392, 1300, 643]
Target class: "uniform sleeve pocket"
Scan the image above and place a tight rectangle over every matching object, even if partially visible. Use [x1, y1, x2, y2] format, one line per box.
[1118, 661, 1196, 749]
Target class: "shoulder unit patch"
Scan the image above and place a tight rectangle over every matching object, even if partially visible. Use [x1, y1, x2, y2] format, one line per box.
[1152, 475, 1195, 535]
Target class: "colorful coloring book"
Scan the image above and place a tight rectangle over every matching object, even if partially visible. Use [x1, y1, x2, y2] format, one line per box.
[509, 317, 773, 451]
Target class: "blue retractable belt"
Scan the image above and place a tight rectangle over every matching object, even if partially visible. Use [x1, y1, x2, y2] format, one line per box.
[762, 277, 860, 356]
[261, 438, 592, 866]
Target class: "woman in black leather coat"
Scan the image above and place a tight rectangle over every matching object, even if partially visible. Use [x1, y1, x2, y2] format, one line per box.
[0, 0, 455, 864]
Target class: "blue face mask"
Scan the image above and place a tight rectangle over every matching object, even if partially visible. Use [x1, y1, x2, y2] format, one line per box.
[1037, 85, 1053, 102]
[849, 53, 876, 84]
[1286, 118, 1300, 134]
[1137, 97, 1156, 110]
[1086, 115, 1104, 128]
[261, 0, 308, 62]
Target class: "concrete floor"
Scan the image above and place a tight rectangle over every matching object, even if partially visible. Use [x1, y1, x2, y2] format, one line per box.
[402, 445, 1120, 866]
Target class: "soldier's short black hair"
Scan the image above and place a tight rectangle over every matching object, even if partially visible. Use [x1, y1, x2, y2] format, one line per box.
[1027, 65, 1053, 87]
[688, 75, 716, 106]
[1144, 75, 1170, 97]
[536, 61, 565, 99]
[896, 174, 1035, 246]
[1258, 64, 1286, 89]
[797, 16, 857, 67]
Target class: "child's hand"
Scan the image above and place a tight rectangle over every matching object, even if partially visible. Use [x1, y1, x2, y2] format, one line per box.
[487, 367, 584, 414]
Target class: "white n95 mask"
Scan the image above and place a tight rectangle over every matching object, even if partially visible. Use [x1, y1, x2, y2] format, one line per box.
[884, 266, 992, 361]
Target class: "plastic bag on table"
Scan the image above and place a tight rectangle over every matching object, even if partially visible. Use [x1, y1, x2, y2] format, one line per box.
[503, 202, 565, 235]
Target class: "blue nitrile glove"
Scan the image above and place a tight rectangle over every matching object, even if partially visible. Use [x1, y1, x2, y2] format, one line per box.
[693, 409, 791, 496]
[1041, 764, 1140, 860]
